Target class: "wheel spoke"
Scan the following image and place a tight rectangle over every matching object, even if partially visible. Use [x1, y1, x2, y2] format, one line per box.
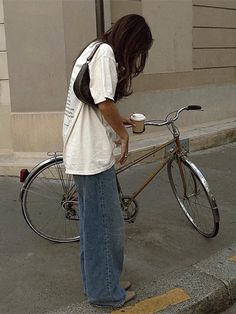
[53, 163, 67, 193]
[191, 199, 212, 210]
[32, 175, 63, 196]
[25, 188, 61, 201]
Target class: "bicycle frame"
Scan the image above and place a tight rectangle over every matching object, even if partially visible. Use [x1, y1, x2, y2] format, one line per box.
[20, 105, 220, 241]
[116, 121, 185, 200]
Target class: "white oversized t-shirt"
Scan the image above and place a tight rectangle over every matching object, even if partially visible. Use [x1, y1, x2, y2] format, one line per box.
[62, 42, 118, 175]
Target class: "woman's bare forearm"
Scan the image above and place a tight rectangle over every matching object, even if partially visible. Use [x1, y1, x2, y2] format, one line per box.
[98, 99, 129, 140]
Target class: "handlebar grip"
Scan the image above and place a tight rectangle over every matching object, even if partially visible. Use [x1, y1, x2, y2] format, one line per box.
[187, 105, 202, 110]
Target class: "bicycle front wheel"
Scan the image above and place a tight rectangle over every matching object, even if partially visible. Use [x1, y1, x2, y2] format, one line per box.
[168, 156, 219, 238]
[21, 157, 80, 243]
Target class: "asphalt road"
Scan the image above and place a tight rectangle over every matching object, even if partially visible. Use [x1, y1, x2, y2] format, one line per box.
[222, 302, 236, 314]
[0, 142, 235, 314]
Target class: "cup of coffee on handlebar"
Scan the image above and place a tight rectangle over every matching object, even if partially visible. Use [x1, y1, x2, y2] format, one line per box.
[130, 113, 146, 133]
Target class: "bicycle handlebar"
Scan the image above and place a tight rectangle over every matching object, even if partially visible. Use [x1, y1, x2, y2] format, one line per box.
[187, 105, 202, 110]
[144, 105, 202, 127]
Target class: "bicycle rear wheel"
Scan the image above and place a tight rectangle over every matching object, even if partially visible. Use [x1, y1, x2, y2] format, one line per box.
[21, 157, 80, 243]
[168, 156, 219, 238]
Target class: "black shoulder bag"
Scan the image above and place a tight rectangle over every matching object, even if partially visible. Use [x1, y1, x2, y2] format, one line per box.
[73, 43, 102, 106]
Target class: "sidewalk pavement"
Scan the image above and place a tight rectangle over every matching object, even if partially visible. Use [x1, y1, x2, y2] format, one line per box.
[0, 117, 235, 175]
[46, 244, 236, 314]
[0, 123, 236, 313]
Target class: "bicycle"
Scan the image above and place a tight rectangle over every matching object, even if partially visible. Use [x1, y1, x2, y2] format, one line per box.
[19, 105, 219, 243]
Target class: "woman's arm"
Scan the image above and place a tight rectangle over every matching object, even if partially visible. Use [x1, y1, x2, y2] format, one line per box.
[98, 99, 129, 165]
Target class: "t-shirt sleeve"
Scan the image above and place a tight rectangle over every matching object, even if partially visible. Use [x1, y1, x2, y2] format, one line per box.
[89, 56, 118, 105]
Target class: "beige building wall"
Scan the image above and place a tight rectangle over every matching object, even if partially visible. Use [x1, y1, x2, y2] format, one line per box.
[111, 0, 193, 73]
[193, 0, 236, 68]
[3, 0, 96, 113]
[112, 0, 236, 126]
[0, 0, 12, 155]
[3, 0, 97, 153]
[142, 0, 192, 74]
[1, 0, 236, 155]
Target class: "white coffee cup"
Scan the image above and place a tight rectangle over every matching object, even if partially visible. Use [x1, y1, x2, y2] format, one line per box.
[130, 113, 146, 133]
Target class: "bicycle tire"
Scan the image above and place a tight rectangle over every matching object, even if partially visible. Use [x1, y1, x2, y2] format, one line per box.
[21, 156, 80, 243]
[167, 156, 219, 238]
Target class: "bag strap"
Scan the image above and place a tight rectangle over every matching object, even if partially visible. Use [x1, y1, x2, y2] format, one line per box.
[86, 43, 102, 63]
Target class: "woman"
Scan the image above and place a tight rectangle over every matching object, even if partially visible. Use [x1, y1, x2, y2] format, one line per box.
[63, 14, 153, 308]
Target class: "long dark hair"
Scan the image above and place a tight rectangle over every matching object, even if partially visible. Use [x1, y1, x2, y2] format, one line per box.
[75, 14, 153, 102]
[101, 14, 153, 101]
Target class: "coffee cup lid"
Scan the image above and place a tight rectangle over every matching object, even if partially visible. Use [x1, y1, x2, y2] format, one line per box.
[130, 113, 146, 121]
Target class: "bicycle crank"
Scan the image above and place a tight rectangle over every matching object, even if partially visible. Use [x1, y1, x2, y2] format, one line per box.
[120, 195, 139, 223]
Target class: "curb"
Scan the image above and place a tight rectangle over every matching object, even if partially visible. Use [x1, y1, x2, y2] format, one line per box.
[0, 118, 235, 176]
[45, 243, 236, 314]
[125, 118, 236, 166]
[156, 242, 236, 313]
[113, 243, 236, 314]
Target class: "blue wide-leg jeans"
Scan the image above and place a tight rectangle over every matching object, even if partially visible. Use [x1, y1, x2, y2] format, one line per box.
[73, 166, 126, 307]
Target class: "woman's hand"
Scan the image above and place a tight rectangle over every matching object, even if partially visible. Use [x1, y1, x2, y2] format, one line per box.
[117, 116, 136, 164]
[121, 116, 136, 127]
[115, 135, 129, 165]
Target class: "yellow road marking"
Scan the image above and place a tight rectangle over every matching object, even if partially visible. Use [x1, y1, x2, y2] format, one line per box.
[111, 288, 190, 314]
[229, 255, 236, 262]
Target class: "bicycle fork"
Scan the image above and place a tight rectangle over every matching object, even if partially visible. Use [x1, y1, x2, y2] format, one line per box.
[170, 122, 197, 200]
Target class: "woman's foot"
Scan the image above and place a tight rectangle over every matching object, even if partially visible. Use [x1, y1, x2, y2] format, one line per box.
[90, 283, 135, 309]
[120, 280, 131, 290]
[90, 291, 136, 309]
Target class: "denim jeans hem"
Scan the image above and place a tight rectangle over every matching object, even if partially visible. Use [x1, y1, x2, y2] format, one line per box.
[90, 298, 125, 309]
